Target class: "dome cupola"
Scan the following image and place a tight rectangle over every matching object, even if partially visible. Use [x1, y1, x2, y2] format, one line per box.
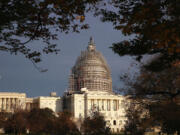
[68, 37, 112, 93]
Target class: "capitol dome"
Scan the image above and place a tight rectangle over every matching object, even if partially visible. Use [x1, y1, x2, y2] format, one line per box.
[68, 37, 112, 93]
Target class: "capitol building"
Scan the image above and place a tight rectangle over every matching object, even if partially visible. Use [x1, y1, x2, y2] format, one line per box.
[0, 37, 127, 133]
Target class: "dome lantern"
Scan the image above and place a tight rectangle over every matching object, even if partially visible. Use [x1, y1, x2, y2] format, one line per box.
[87, 36, 96, 51]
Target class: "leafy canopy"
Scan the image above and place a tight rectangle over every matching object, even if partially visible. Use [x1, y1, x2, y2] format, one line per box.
[123, 65, 180, 134]
[0, 0, 101, 63]
[98, 0, 180, 71]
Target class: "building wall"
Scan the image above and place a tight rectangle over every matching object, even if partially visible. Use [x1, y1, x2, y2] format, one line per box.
[25, 98, 39, 111]
[73, 94, 85, 119]
[38, 96, 62, 113]
[0, 91, 127, 132]
[63, 89, 127, 133]
[85, 91, 127, 132]
[0, 92, 26, 112]
[0, 92, 62, 114]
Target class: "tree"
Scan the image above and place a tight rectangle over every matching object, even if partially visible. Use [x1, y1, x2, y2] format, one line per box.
[97, 1, 180, 132]
[98, 0, 180, 71]
[54, 111, 80, 135]
[0, 0, 101, 63]
[123, 101, 152, 135]
[4, 110, 28, 135]
[27, 108, 55, 134]
[81, 111, 111, 135]
[0, 111, 10, 129]
[122, 65, 180, 134]
[150, 101, 180, 134]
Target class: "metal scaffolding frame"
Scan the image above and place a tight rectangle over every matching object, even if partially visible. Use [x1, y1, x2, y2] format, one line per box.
[68, 37, 112, 93]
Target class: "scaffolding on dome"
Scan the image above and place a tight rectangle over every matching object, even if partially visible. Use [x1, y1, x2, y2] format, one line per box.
[68, 38, 112, 93]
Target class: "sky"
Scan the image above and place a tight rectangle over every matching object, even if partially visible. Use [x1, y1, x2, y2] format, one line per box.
[0, 14, 137, 97]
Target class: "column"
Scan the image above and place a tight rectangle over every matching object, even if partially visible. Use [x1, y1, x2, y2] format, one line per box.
[98, 99, 101, 111]
[4, 98, 6, 110]
[94, 99, 97, 109]
[2, 98, 4, 110]
[6, 98, 9, 111]
[12, 98, 15, 110]
[97, 99, 100, 111]
[15, 98, 18, 109]
[91, 99, 94, 110]
[110, 99, 113, 111]
[102, 99, 104, 111]
[26, 103, 29, 110]
[88, 99, 90, 110]
[113, 100, 117, 111]
[0, 98, 2, 111]
[10, 98, 13, 110]
[104, 99, 106, 111]
[107, 99, 110, 111]
[8, 98, 11, 111]
[117, 100, 119, 110]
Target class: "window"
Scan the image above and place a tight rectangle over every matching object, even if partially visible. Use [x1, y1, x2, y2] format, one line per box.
[113, 120, 116, 125]
[106, 120, 111, 126]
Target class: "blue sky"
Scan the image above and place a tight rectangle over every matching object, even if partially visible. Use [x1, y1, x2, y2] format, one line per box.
[0, 14, 137, 97]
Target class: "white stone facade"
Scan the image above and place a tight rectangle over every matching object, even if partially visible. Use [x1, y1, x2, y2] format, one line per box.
[0, 92, 26, 112]
[63, 88, 127, 132]
[64, 38, 127, 132]
[37, 96, 62, 113]
[0, 92, 62, 113]
[0, 91, 127, 132]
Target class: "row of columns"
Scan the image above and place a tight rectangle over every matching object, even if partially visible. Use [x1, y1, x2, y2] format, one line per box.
[26, 103, 31, 110]
[89, 99, 120, 111]
[26, 102, 38, 111]
[0, 98, 20, 111]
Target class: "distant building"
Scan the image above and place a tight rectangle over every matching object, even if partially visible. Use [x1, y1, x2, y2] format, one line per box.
[36, 96, 62, 113]
[0, 92, 61, 113]
[63, 37, 127, 132]
[25, 97, 38, 111]
[0, 92, 26, 112]
[0, 37, 127, 133]
[63, 88, 127, 132]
